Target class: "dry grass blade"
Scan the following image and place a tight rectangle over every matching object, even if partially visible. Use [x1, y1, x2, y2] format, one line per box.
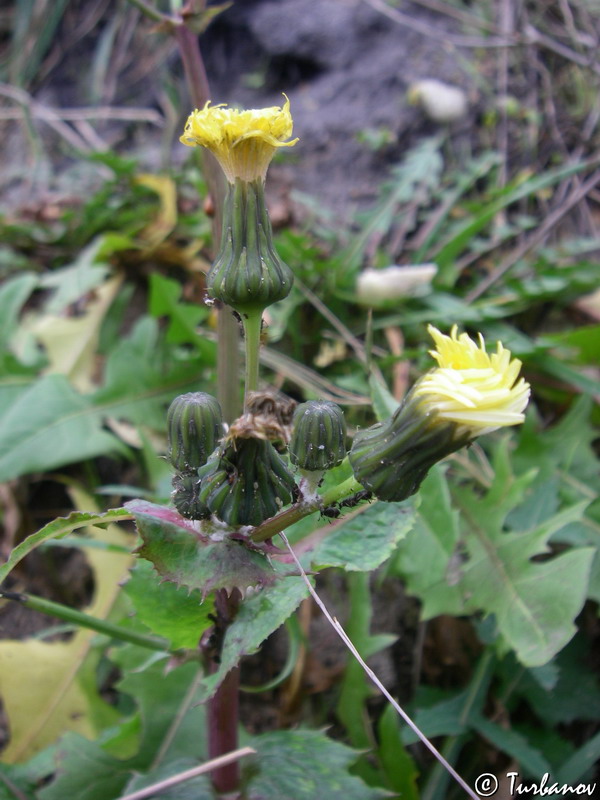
[467, 166, 600, 301]
[117, 747, 256, 800]
[260, 345, 370, 405]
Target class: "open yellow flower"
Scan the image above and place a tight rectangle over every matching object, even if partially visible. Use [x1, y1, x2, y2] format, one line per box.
[349, 324, 530, 502]
[180, 96, 298, 183]
[413, 325, 530, 437]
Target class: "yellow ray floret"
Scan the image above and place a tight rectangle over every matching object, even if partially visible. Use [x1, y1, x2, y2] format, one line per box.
[180, 96, 298, 183]
[413, 325, 530, 436]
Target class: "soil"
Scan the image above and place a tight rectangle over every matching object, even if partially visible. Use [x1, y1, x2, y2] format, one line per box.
[198, 0, 475, 221]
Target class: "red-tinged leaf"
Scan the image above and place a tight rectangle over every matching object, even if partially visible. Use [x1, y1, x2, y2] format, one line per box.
[125, 500, 280, 597]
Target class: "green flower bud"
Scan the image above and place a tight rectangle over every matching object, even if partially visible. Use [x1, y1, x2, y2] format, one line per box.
[198, 437, 296, 527]
[208, 179, 293, 315]
[348, 391, 469, 502]
[172, 472, 210, 520]
[167, 392, 224, 473]
[289, 401, 347, 472]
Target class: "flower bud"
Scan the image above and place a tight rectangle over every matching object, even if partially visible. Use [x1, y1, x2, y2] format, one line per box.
[198, 437, 296, 527]
[208, 179, 293, 315]
[172, 472, 210, 520]
[289, 401, 347, 472]
[167, 392, 224, 473]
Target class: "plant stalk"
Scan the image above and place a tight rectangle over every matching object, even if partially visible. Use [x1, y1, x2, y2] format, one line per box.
[0, 590, 171, 652]
[173, 19, 242, 792]
[251, 475, 365, 542]
[203, 588, 242, 793]
[242, 310, 263, 405]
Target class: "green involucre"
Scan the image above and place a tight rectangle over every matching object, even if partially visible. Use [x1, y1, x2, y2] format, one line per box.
[349, 392, 469, 502]
[289, 400, 347, 471]
[167, 391, 224, 473]
[198, 437, 296, 526]
[208, 178, 293, 314]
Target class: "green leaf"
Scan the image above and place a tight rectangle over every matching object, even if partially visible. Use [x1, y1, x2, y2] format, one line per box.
[39, 734, 128, 800]
[0, 272, 38, 349]
[454, 443, 595, 665]
[557, 731, 600, 785]
[434, 158, 599, 285]
[392, 466, 466, 617]
[368, 373, 400, 422]
[122, 759, 216, 799]
[112, 649, 207, 769]
[127, 500, 281, 597]
[122, 558, 214, 650]
[0, 508, 131, 584]
[203, 576, 308, 702]
[37, 239, 110, 315]
[337, 573, 396, 749]
[345, 136, 443, 273]
[0, 374, 124, 482]
[471, 714, 551, 779]
[310, 501, 415, 572]
[0, 317, 215, 481]
[246, 729, 390, 799]
[149, 273, 209, 348]
[377, 707, 420, 799]
[504, 638, 600, 725]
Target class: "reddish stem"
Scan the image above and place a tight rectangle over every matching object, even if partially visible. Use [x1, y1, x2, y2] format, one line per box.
[203, 587, 242, 794]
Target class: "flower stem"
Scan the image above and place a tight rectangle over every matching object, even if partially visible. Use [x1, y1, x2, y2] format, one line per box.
[250, 475, 364, 543]
[242, 310, 263, 405]
[0, 589, 171, 652]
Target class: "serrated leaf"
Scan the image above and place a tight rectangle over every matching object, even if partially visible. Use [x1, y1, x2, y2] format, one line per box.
[0, 508, 131, 584]
[246, 729, 390, 799]
[310, 501, 414, 572]
[454, 442, 595, 666]
[122, 558, 214, 649]
[391, 466, 466, 617]
[202, 576, 309, 702]
[38, 734, 128, 800]
[126, 500, 280, 597]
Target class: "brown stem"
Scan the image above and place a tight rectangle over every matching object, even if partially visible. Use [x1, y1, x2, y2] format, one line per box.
[203, 588, 242, 794]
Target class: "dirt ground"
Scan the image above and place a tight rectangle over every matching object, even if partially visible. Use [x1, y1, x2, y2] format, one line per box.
[198, 0, 475, 220]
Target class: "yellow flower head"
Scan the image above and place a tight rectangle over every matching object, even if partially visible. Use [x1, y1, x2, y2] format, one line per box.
[413, 325, 530, 437]
[180, 96, 298, 183]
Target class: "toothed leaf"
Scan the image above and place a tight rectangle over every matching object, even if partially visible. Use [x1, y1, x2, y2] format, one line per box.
[126, 500, 279, 597]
